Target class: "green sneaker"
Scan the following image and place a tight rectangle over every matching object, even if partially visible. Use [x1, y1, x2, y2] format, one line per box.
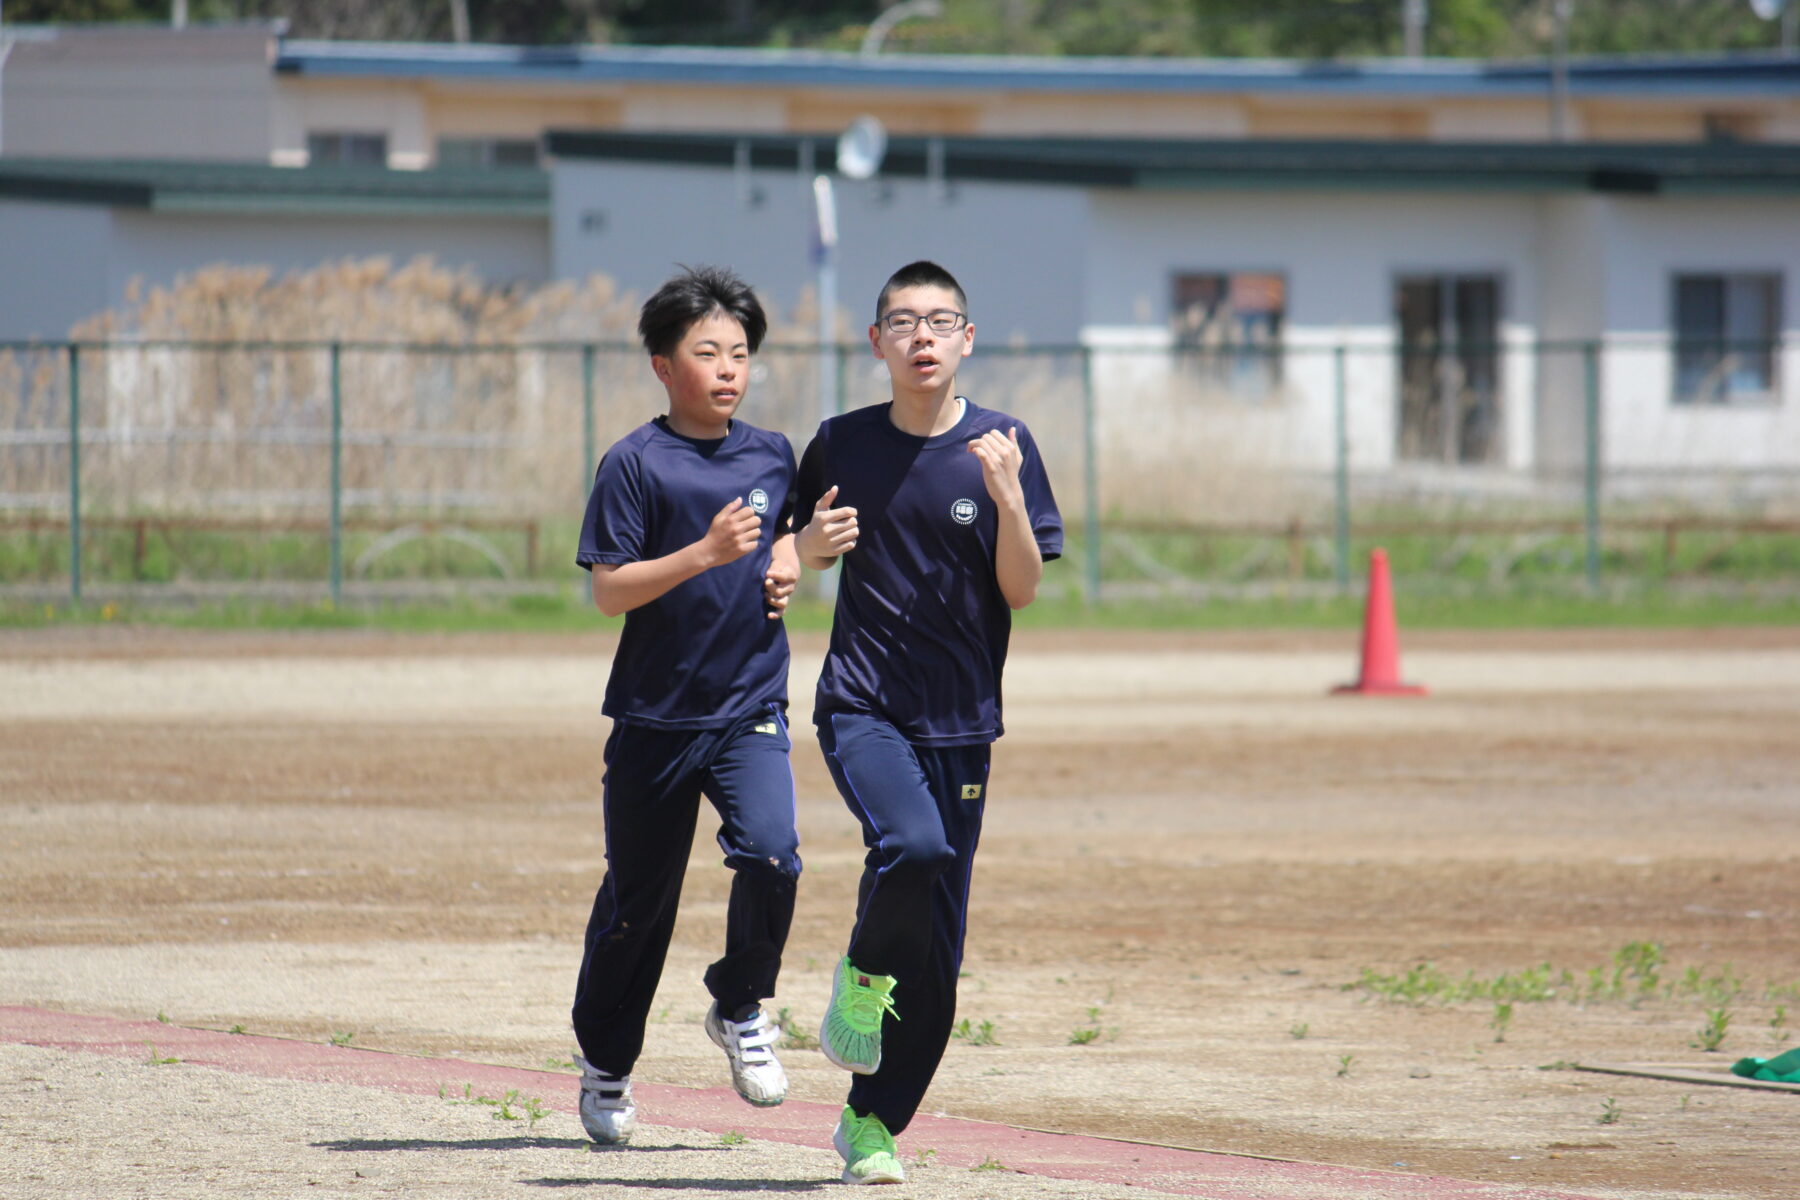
[819, 957, 898, 1075]
[832, 1106, 905, 1185]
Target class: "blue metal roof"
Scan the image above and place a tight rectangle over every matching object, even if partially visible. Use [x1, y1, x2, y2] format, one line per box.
[276, 40, 1800, 98]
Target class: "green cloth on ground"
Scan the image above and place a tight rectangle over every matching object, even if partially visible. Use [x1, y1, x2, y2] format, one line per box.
[1729, 1046, 1800, 1082]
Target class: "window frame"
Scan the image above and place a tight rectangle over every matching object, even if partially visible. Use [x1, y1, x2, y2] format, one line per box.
[1168, 269, 1289, 403]
[435, 136, 541, 170]
[305, 131, 389, 168]
[1670, 271, 1782, 408]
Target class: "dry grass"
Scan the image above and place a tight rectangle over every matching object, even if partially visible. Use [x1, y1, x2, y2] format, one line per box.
[0, 257, 1288, 527]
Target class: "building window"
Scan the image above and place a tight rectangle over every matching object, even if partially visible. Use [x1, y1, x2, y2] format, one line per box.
[1702, 112, 1759, 143]
[1673, 273, 1781, 405]
[437, 137, 540, 170]
[1395, 274, 1504, 465]
[1171, 271, 1286, 400]
[306, 131, 389, 168]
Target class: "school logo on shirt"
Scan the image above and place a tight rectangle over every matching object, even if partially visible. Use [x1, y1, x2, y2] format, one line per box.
[950, 498, 978, 525]
[961, 783, 983, 800]
[754, 720, 780, 736]
[748, 488, 770, 514]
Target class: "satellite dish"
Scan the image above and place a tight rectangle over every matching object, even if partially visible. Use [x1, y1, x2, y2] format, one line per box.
[836, 116, 888, 181]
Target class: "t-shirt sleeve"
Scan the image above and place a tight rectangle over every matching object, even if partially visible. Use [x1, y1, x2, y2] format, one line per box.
[575, 446, 647, 570]
[1015, 422, 1064, 562]
[793, 428, 828, 530]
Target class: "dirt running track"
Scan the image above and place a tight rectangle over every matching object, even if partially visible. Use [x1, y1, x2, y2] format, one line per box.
[3, 625, 1798, 1200]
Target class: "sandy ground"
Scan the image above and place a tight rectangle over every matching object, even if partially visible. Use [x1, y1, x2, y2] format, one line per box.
[3, 625, 1798, 1200]
[4, 1037, 1208, 1200]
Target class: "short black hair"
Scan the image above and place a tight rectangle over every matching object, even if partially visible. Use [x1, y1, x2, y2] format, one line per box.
[638, 264, 768, 358]
[874, 260, 968, 323]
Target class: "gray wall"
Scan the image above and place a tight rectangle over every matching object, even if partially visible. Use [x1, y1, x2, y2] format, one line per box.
[1084, 188, 1542, 332]
[551, 159, 1090, 346]
[0, 199, 115, 341]
[0, 201, 550, 341]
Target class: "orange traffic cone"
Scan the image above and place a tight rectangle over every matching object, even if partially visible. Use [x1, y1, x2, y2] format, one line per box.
[1332, 547, 1427, 696]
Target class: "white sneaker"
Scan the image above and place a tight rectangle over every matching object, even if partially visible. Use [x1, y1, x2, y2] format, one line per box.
[575, 1056, 636, 1144]
[704, 1002, 788, 1107]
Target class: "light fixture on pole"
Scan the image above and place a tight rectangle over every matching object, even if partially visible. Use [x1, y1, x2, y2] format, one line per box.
[809, 116, 887, 600]
[1748, 0, 1796, 51]
[812, 115, 887, 428]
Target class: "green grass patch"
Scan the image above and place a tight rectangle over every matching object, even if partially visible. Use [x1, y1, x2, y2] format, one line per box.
[9, 581, 1800, 635]
[1348, 942, 1794, 1009]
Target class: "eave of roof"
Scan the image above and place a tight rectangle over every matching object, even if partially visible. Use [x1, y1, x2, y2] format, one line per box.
[544, 130, 1800, 194]
[0, 159, 549, 216]
[277, 40, 1800, 98]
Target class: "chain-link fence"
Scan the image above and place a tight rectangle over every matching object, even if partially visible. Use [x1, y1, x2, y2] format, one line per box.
[3, 336, 1797, 605]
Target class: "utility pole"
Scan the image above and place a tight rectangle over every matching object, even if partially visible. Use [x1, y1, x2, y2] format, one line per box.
[449, 0, 471, 44]
[0, 0, 9, 157]
[1549, 0, 1574, 141]
[1402, 0, 1428, 58]
[172, 0, 188, 29]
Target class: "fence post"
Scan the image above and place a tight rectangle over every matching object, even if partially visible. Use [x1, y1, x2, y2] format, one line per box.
[581, 343, 597, 493]
[1582, 339, 1601, 592]
[329, 341, 343, 605]
[1333, 341, 1350, 593]
[1080, 344, 1102, 605]
[833, 342, 847, 417]
[67, 343, 82, 605]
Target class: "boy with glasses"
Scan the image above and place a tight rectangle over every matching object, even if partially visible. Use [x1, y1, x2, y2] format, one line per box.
[571, 264, 802, 1145]
[794, 260, 1062, 1183]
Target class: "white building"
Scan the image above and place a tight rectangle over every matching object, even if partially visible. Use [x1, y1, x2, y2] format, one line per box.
[546, 131, 1800, 490]
[2, 29, 1796, 491]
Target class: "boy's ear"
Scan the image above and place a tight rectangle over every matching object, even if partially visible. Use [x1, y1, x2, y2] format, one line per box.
[651, 354, 672, 382]
[867, 324, 884, 358]
[959, 320, 975, 358]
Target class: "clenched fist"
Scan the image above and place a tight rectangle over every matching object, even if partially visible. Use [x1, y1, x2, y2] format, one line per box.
[702, 497, 763, 567]
[797, 484, 859, 561]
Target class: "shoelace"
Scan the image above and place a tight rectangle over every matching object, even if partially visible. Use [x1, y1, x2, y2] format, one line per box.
[724, 1012, 781, 1066]
[844, 1112, 894, 1157]
[842, 978, 899, 1033]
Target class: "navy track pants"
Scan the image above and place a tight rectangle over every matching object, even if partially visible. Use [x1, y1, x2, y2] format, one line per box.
[818, 711, 991, 1135]
[571, 707, 800, 1077]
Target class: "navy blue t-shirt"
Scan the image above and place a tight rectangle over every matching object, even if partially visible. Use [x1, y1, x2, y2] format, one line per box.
[577, 416, 797, 729]
[795, 399, 1062, 747]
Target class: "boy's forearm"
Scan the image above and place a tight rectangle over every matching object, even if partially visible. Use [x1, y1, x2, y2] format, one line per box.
[770, 532, 800, 575]
[589, 541, 717, 616]
[992, 500, 1044, 610]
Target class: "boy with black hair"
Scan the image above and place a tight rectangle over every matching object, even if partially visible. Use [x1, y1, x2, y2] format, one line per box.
[570, 264, 802, 1145]
[793, 260, 1062, 1184]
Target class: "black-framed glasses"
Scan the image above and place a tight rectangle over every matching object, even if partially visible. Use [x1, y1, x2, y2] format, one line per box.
[880, 309, 967, 335]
